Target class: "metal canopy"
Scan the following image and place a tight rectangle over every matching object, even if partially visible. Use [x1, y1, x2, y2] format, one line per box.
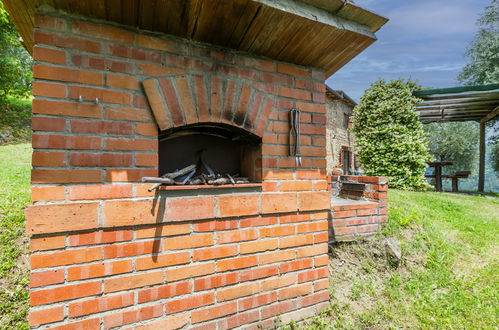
[414, 84, 499, 122]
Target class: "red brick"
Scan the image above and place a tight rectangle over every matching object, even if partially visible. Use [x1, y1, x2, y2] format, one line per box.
[33, 45, 66, 65]
[135, 123, 158, 136]
[261, 274, 297, 291]
[32, 81, 66, 98]
[296, 243, 328, 258]
[193, 245, 237, 261]
[138, 281, 192, 303]
[31, 185, 66, 201]
[104, 271, 164, 293]
[31, 246, 101, 269]
[30, 269, 64, 288]
[31, 116, 66, 132]
[109, 43, 161, 62]
[49, 318, 100, 330]
[279, 283, 313, 300]
[33, 134, 101, 150]
[280, 180, 313, 192]
[301, 291, 329, 307]
[167, 292, 214, 313]
[104, 240, 155, 259]
[72, 20, 135, 43]
[166, 197, 215, 221]
[192, 301, 237, 323]
[32, 99, 101, 118]
[106, 106, 154, 122]
[261, 300, 299, 319]
[333, 210, 357, 218]
[136, 153, 158, 167]
[193, 219, 238, 232]
[106, 168, 157, 182]
[69, 86, 132, 105]
[68, 260, 132, 281]
[30, 281, 101, 306]
[239, 292, 278, 311]
[277, 63, 311, 77]
[69, 184, 132, 200]
[34, 29, 102, 53]
[33, 64, 102, 85]
[260, 225, 295, 238]
[163, 234, 213, 250]
[166, 262, 215, 282]
[239, 265, 278, 282]
[279, 87, 311, 100]
[217, 229, 258, 244]
[297, 221, 328, 233]
[217, 255, 258, 271]
[26, 202, 99, 235]
[107, 73, 139, 90]
[314, 232, 328, 243]
[259, 249, 296, 265]
[240, 215, 278, 228]
[298, 267, 328, 283]
[222, 310, 260, 329]
[280, 234, 314, 248]
[218, 194, 260, 218]
[106, 138, 157, 151]
[69, 229, 133, 246]
[279, 213, 312, 224]
[262, 193, 298, 214]
[240, 239, 278, 255]
[135, 223, 190, 239]
[31, 169, 102, 184]
[103, 199, 156, 227]
[134, 313, 190, 330]
[28, 306, 64, 326]
[137, 63, 186, 76]
[280, 258, 313, 273]
[69, 292, 134, 317]
[104, 304, 163, 328]
[70, 120, 133, 135]
[30, 235, 65, 252]
[136, 252, 190, 270]
[194, 273, 238, 292]
[314, 278, 329, 291]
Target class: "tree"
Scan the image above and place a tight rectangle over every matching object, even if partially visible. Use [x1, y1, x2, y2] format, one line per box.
[0, 2, 32, 104]
[457, 0, 499, 85]
[424, 121, 479, 173]
[458, 0, 499, 174]
[352, 79, 432, 190]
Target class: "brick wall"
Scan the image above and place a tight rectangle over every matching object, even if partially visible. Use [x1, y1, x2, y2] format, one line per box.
[27, 11, 330, 329]
[329, 176, 388, 241]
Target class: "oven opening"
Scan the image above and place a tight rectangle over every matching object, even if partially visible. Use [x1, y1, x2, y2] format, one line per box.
[156, 123, 261, 186]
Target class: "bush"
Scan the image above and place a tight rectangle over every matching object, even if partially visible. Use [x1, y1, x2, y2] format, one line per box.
[352, 79, 432, 190]
[0, 96, 31, 144]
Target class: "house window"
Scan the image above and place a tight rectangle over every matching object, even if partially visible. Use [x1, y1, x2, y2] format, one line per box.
[343, 113, 349, 129]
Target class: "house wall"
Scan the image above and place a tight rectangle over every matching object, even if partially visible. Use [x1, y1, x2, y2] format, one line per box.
[27, 11, 331, 329]
[325, 98, 355, 174]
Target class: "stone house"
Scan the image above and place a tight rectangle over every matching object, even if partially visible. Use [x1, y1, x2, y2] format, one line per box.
[325, 88, 359, 176]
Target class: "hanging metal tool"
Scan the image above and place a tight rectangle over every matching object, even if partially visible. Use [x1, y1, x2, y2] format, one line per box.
[290, 108, 302, 167]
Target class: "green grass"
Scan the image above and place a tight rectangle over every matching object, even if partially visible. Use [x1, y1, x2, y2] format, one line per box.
[299, 190, 498, 329]
[0, 143, 31, 329]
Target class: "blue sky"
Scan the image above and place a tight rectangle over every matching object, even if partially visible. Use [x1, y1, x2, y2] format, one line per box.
[326, 0, 490, 101]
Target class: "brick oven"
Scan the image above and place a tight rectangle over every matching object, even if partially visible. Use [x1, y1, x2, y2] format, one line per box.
[3, 0, 388, 328]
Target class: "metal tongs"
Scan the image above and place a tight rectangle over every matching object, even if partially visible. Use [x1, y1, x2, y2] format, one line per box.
[290, 108, 302, 167]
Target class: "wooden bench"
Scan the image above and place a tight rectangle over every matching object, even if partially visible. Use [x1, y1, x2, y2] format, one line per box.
[442, 171, 471, 192]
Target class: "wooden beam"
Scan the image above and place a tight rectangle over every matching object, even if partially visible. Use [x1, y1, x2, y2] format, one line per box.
[478, 121, 486, 192]
[414, 84, 499, 97]
[480, 106, 499, 123]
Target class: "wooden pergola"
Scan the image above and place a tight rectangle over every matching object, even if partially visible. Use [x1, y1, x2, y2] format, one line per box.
[414, 83, 499, 192]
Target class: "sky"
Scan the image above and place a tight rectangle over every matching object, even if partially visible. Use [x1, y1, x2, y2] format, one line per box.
[326, 0, 490, 101]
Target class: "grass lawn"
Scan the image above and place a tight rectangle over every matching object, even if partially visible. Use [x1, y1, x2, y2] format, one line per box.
[0, 143, 31, 329]
[0, 143, 497, 329]
[303, 190, 498, 329]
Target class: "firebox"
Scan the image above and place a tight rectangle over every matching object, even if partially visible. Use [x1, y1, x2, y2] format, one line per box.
[158, 123, 261, 184]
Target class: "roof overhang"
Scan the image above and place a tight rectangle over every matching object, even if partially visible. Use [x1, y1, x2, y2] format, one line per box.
[326, 87, 357, 107]
[414, 84, 499, 123]
[2, 0, 387, 77]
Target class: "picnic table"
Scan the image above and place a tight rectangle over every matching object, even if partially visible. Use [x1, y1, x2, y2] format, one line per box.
[426, 161, 471, 192]
[426, 161, 453, 192]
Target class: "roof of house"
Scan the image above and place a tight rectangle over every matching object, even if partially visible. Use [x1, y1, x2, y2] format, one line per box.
[326, 87, 357, 107]
[3, 0, 388, 77]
